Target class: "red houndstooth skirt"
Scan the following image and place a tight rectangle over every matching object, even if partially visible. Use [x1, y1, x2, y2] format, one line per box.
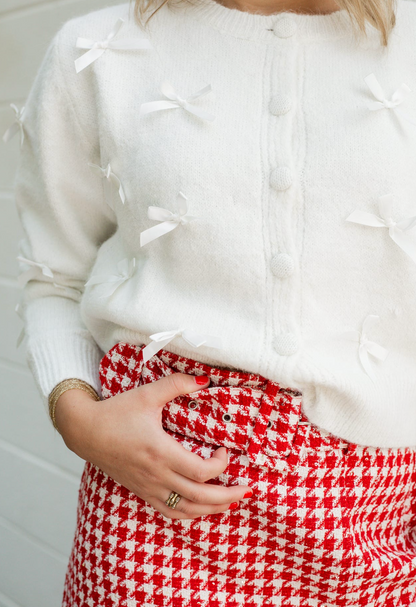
[62, 342, 416, 607]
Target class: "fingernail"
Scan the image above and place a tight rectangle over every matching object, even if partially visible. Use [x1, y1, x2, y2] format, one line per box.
[195, 375, 209, 385]
[244, 489, 253, 499]
[229, 502, 239, 510]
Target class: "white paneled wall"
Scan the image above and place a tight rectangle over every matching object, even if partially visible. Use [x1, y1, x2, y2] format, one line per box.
[0, 1, 122, 605]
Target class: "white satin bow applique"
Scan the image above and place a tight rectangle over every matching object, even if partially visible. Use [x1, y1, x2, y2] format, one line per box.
[140, 191, 197, 247]
[52, 283, 83, 297]
[16, 256, 82, 295]
[346, 194, 416, 264]
[75, 17, 152, 73]
[364, 73, 416, 126]
[340, 314, 388, 382]
[3, 104, 26, 145]
[140, 81, 215, 122]
[15, 302, 26, 348]
[141, 328, 223, 365]
[88, 162, 126, 205]
[84, 257, 137, 298]
[16, 255, 54, 287]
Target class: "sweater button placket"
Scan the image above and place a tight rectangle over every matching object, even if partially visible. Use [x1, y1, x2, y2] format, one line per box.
[268, 18, 301, 361]
[270, 253, 295, 279]
[269, 94, 292, 116]
[270, 166, 293, 191]
[272, 17, 298, 39]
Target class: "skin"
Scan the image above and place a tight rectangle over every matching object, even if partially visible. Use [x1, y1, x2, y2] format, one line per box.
[56, 0, 340, 519]
[56, 375, 250, 520]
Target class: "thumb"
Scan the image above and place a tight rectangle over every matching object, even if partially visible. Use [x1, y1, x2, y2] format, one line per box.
[211, 446, 228, 468]
[140, 372, 210, 409]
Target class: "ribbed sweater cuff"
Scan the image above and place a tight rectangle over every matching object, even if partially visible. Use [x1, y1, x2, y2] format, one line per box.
[26, 334, 104, 415]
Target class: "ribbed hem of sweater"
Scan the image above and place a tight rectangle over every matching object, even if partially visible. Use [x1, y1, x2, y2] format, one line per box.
[180, 0, 381, 42]
[23, 295, 105, 414]
[26, 336, 104, 415]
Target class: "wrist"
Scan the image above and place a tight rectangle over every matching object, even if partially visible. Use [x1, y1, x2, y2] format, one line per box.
[54, 388, 100, 460]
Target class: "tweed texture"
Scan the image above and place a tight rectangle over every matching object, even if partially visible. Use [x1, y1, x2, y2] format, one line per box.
[62, 342, 416, 606]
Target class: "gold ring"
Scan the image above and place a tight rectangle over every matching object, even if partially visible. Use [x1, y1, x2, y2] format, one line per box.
[165, 491, 182, 509]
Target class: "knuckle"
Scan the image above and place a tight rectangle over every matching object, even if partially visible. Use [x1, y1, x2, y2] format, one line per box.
[177, 501, 192, 515]
[136, 383, 153, 404]
[217, 459, 228, 473]
[142, 440, 162, 462]
[167, 373, 187, 396]
[192, 466, 210, 484]
[187, 489, 204, 504]
[176, 502, 197, 518]
[139, 465, 158, 485]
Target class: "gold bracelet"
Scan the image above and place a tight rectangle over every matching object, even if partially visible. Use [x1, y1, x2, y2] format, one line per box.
[48, 378, 101, 433]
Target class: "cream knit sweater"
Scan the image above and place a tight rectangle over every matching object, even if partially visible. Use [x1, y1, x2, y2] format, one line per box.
[10, 0, 416, 447]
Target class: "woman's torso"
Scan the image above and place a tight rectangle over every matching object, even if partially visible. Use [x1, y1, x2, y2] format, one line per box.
[57, 0, 416, 447]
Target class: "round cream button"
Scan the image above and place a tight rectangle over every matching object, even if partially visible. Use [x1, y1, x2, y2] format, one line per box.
[273, 18, 297, 38]
[270, 167, 293, 191]
[269, 94, 292, 116]
[271, 253, 295, 278]
[273, 332, 300, 356]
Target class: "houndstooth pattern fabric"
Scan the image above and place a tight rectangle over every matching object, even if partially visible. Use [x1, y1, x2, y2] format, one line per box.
[62, 342, 416, 607]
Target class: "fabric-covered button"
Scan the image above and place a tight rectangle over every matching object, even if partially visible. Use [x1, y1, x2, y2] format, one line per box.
[269, 95, 292, 116]
[273, 332, 300, 355]
[270, 167, 293, 191]
[270, 253, 295, 278]
[273, 18, 297, 38]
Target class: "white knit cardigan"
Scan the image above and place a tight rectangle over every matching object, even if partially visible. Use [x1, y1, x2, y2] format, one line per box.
[9, 0, 416, 447]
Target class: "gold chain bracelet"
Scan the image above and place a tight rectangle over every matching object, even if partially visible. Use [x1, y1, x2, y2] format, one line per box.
[48, 378, 101, 433]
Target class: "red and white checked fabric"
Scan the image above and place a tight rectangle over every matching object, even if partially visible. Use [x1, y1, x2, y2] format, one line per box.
[62, 342, 416, 607]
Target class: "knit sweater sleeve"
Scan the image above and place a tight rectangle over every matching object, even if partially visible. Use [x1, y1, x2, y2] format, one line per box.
[14, 22, 117, 413]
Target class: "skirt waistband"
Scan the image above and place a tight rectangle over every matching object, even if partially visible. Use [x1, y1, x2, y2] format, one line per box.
[99, 342, 416, 468]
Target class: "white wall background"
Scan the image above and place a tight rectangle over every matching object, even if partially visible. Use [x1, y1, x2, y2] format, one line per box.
[0, 1, 122, 606]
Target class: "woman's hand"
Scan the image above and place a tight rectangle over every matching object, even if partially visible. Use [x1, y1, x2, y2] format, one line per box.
[54, 373, 252, 519]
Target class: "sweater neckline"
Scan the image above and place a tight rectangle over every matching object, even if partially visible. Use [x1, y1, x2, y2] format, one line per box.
[180, 0, 381, 42]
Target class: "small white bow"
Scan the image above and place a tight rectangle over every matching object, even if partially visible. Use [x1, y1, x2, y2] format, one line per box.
[364, 73, 416, 126]
[340, 314, 388, 382]
[84, 257, 137, 298]
[346, 194, 416, 264]
[53, 283, 83, 297]
[88, 162, 126, 205]
[75, 17, 152, 73]
[16, 255, 54, 287]
[3, 104, 26, 146]
[16, 255, 82, 295]
[15, 302, 26, 348]
[140, 81, 215, 122]
[140, 192, 197, 247]
[141, 327, 223, 365]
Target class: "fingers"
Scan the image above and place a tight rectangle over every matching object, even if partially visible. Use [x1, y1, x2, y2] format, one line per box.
[164, 440, 250, 501]
[151, 496, 237, 520]
[170, 469, 250, 506]
[139, 372, 210, 410]
[169, 442, 229, 482]
[131, 374, 253, 520]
